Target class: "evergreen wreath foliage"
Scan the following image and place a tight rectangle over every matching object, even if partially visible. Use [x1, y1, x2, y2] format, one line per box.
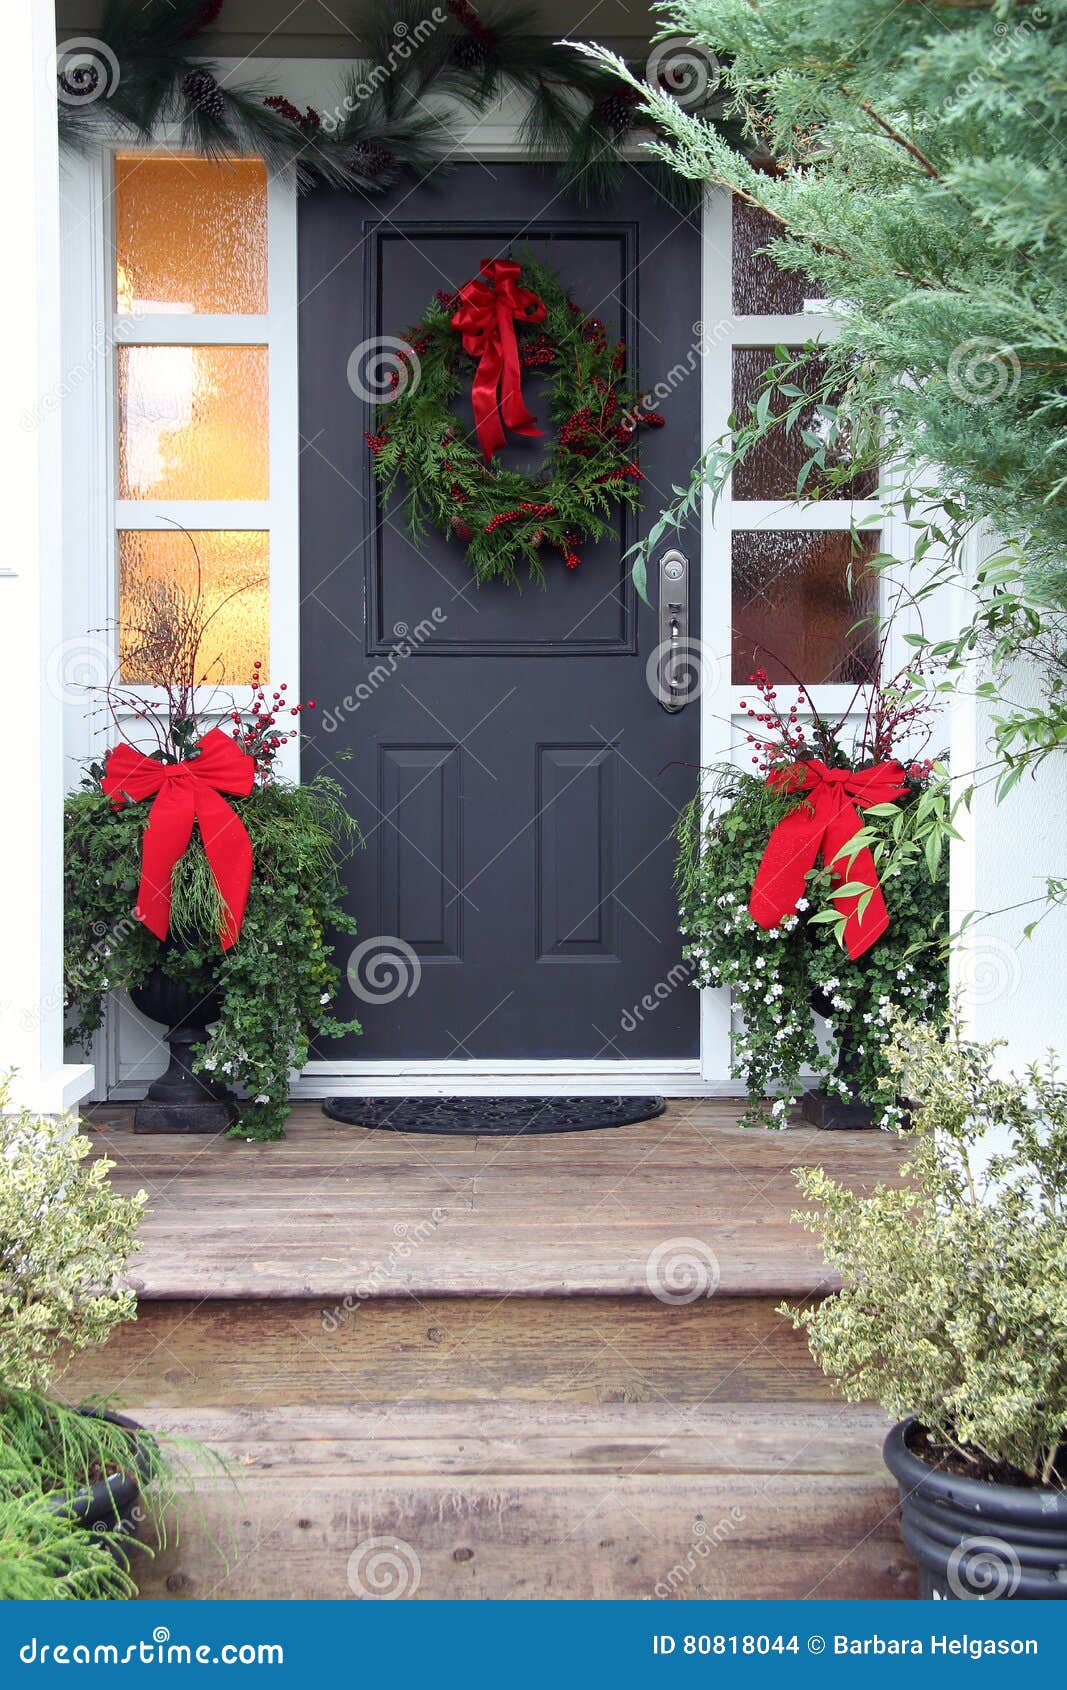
[367, 254, 665, 585]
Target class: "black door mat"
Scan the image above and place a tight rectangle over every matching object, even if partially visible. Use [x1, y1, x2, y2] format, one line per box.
[320, 1096, 667, 1136]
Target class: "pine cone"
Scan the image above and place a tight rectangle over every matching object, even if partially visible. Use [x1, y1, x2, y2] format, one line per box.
[451, 35, 490, 71]
[594, 89, 639, 137]
[353, 142, 396, 178]
[181, 69, 226, 121]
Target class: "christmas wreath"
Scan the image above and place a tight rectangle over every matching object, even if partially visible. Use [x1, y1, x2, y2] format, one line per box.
[365, 254, 665, 585]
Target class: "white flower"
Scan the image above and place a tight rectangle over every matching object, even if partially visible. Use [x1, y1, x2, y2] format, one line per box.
[319, 992, 331, 1005]
[795, 896, 809, 911]
[254, 1093, 270, 1105]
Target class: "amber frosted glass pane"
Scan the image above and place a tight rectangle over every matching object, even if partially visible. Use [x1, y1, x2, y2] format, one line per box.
[115, 155, 267, 314]
[732, 198, 810, 315]
[118, 345, 268, 500]
[732, 347, 878, 500]
[732, 530, 879, 684]
[119, 531, 269, 685]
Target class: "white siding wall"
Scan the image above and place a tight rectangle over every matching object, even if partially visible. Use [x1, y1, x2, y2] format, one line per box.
[966, 673, 1067, 1066]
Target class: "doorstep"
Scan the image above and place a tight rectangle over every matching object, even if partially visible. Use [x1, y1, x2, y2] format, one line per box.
[79, 1098, 907, 1301]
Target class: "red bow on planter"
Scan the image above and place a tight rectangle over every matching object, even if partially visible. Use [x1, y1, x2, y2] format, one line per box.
[451, 258, 547, 462]
[749, 758, 909, 960]
[102, 728, 257, 951]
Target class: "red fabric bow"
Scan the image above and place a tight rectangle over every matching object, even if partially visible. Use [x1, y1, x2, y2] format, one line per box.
[749, 758, 908, 960]
[451, 258, 547, 462]
[102, 728, 256, 951]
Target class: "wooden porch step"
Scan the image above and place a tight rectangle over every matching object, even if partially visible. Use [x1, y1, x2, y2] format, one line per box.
[58, 1295, 914, 1599]
[60, 1295, 842, 1409]
[83, 1102, 906, 1301]
[67, 1105, 913, 1598]
[134, 1475, 910, 1602]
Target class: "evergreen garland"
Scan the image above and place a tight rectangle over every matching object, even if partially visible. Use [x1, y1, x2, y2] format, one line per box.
[368, 254, 665, 585]
[55, 0, 742, 203]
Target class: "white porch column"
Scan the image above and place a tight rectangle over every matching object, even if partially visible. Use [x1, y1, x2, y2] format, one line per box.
[0, 0, 93, 1112]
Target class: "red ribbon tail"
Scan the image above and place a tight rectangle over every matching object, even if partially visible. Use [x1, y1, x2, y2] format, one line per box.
[471, 345, 506, 461]
[824, 806, 889, 960]
[136, 784, 196, 944]
[749, 803, 823, 930]
[195, 786, 254, 951]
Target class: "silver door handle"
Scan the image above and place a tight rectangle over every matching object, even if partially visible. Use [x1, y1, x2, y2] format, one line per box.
[657, 549, 689, 713]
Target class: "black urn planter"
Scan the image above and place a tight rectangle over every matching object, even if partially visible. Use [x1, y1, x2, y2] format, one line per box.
[802, 988, 876, 1130]
[129, 964, 234, 1134]
[884, 1418, 1067, 1599]
[50, 1409, 151, 1558]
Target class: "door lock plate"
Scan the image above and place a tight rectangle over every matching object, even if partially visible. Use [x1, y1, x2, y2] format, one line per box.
[657, 549, 690, 713]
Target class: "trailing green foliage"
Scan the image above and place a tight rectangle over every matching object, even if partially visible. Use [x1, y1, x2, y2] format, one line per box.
[0, 1390, 231, 1601]
[578, 1, 1067, 773]
[0, 1078, 145, 1393]
[784, 1017, 1067, 1488]
[0, 1485, 136, 1601]
[64, 775, 362, 1142]
[370, 254, 658, 585]
[677, 766, 949, 1126]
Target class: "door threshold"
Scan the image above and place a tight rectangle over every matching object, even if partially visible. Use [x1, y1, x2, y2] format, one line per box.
[294, 1059, 723, 1098]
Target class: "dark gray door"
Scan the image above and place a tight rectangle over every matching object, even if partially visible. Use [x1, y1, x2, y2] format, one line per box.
[299, 164, 701, 1060]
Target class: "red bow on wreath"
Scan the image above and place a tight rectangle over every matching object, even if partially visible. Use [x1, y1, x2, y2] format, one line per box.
[102, 728, 256, 951]
[451, 258, 547, 462]
[749, 758, 909, 960]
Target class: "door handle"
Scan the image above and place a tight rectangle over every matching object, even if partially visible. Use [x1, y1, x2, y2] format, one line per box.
[657, 549, 690, 713]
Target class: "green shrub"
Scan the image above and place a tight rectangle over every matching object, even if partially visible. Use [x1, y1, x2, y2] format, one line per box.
[0, 1078, 145, 1393]
[784, 1017, 1067, 1486]
[580, 2, 1067, 768]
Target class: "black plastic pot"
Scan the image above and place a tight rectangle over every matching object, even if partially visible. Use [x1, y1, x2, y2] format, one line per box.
[129, 962, 234, 1134]
[50, 1409, 151, 1549]
[802, 987, 876, 1129]
[884, 1417, 1067, 1599]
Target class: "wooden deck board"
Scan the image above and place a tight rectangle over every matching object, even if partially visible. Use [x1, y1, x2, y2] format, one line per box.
[129, 1470, 912, 1601]
[84, 1100, 905, 1301]
[58, 1296, 829, 1410]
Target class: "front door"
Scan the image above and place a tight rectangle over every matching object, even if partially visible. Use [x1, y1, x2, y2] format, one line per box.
[300, 164, 701, 1062]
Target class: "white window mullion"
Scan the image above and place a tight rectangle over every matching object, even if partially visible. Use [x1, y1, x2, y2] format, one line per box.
[731, 500, 883, 531]
[126, 314, 269, 345]
[115, 500, 273, 529]
[266, 165, 300, 783]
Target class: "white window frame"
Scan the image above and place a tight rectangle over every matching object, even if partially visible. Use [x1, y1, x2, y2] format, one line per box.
[60, 135, 299, 788]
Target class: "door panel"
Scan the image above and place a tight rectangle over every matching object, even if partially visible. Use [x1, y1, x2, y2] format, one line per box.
[299, 164, 701, 1061]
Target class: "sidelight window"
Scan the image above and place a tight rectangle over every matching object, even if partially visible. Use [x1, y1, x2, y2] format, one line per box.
[111, 152, 279, 687]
